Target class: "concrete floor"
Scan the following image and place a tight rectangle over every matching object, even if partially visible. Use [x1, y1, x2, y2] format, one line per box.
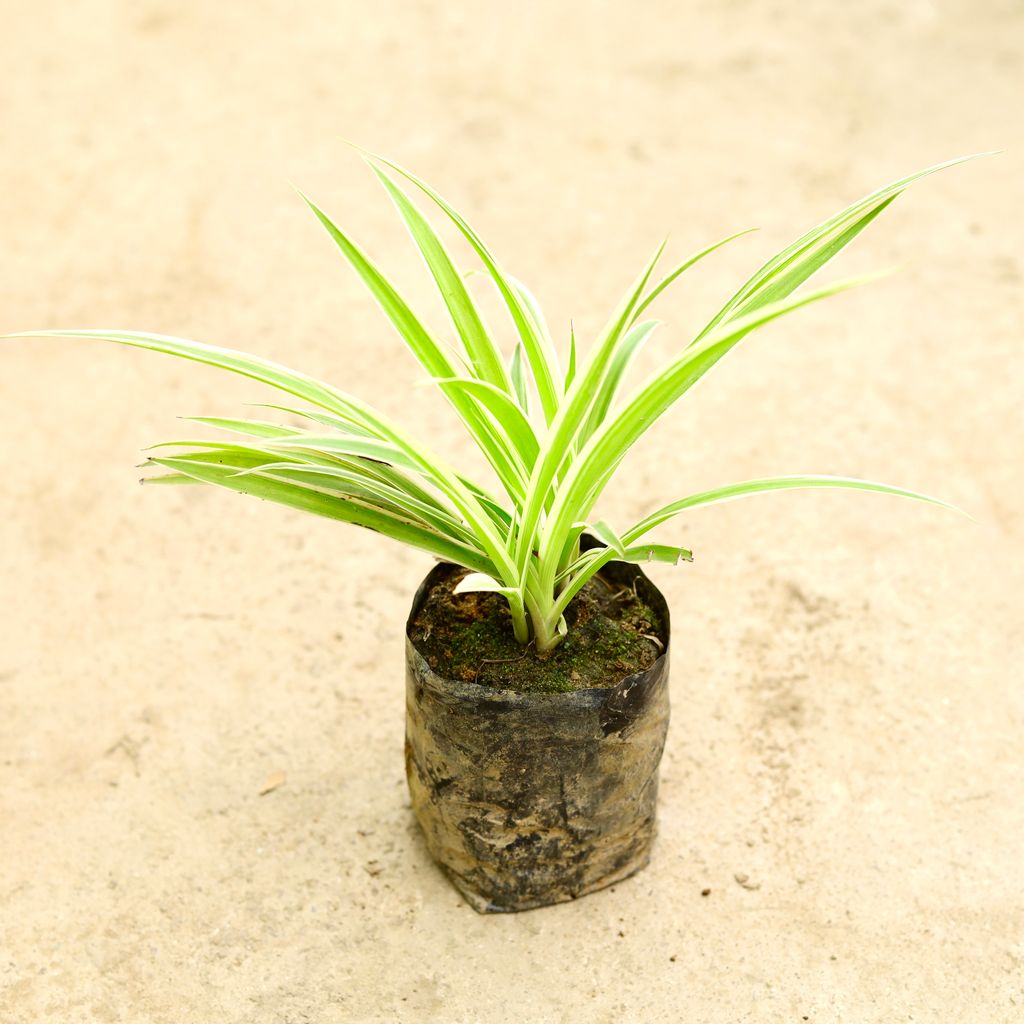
[1, 2, 1022, 1021]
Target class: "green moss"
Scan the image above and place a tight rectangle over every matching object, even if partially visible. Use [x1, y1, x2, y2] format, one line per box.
[409, 566, 666, 693]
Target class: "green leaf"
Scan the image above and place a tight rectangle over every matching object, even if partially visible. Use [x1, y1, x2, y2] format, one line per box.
[229, 460, 477, 541]
[696, 154, 986, 342]
[555, 540, 693, 588]
[509, 343, 529, 414]
[580, 319, 661, 443]
[180, 416, 304, 439]
[150, 451, 496, 572]
[427, 376, 539, 469]
[623, 542, 693, 564]
[7, 329, 520, 592]
[15, 329, 380, 429]
[141, 472, 203, 486]
[632, 228, 756, 322]
[622, 475, 965, 544]
[727, 195, 898, 326]
[300, 193, 528, 500]
[452, 572, 529, 643]
[152, 433, 423, 474]
[371, 154, 563, 423]
[453, 572, 520, 599]
[513, 240, 666, 576]
[565, 322, 577, 390]
[369, 163, 511, 391]
[248, 404, 377, 437]
[588, 519, 626, 557]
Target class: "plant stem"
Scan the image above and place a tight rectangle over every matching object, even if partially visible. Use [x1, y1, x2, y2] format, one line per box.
[509, 603, 532, 645]
[524, 593, 561, 653]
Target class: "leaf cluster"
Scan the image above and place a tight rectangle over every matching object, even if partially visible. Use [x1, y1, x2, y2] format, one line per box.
[7, 154, 976, 650]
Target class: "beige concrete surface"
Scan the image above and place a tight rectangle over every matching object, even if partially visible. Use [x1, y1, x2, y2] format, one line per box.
[2, 2, 1022, 1021]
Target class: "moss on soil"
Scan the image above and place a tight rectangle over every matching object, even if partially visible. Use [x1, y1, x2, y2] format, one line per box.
[409, 565, 665, 693]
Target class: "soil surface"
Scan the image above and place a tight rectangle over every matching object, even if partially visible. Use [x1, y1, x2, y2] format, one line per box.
[409, 565, 664, 692]
[2, 3, 1022, 1023]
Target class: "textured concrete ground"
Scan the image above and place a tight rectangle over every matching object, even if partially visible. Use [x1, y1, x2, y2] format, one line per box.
[1, 2, 1022, 1021]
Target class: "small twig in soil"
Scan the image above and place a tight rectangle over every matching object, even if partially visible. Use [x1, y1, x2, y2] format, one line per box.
[474, 640, 536, 682]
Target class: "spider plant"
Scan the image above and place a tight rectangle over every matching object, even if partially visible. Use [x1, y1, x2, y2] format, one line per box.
[6, 154, 974, 652]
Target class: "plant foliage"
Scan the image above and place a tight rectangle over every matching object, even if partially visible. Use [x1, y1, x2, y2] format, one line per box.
[7, 154, 975, 651]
